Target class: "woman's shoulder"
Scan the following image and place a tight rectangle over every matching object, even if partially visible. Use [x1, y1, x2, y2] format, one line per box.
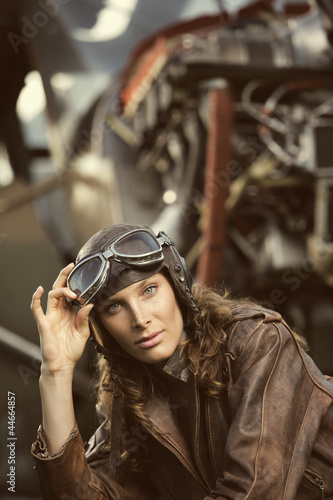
[221, 302, 290, 356]
[223, 303, 282, 327]
[193, 283, 306, 352]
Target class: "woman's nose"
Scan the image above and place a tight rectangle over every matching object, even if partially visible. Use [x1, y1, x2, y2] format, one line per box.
[130, 302, 150, 329]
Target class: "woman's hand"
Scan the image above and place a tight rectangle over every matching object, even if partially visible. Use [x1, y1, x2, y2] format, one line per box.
[31, 263, 94, 376]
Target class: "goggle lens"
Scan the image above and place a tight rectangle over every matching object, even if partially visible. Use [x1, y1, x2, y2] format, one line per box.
[113, 231, 161, 261]
[68, 257, 103, 297]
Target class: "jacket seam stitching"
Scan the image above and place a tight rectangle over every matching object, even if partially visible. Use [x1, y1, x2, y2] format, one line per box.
[281, 320, 333, 398]
[244, 322, 283, 500]
[282, 385, 316, 499]
[233, 318, 265, 355]
[193, 380, 212, 489]
[206, 396, 219, 479]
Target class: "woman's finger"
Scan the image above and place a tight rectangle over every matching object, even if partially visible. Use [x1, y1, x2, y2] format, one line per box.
[30, 286, 45, 323]
[46, 286, 77, 314]
[76, 304, 94, 338]
[52, 263, 75, 290]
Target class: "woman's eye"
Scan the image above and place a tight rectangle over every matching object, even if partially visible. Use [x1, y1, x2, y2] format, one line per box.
[106, 302, 121, 313]
[144, 285, 157, 296]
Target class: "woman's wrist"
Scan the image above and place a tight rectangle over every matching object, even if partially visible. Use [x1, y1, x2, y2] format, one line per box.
[39, 367, 75, 399]
[40, 363, 75, 379]
[39, 368, 76, 454]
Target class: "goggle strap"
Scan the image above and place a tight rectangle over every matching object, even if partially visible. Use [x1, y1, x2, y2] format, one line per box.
[157, 231, 174, 247]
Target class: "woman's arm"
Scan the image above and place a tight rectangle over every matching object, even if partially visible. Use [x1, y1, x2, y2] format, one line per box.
[38, 368, 75, 454]
[31, 265, 159, 500]
[31, 263, 93, 454]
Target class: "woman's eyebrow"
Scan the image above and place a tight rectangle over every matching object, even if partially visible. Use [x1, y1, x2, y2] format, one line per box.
[98, 286, 137, 308]
[98, 276, 160, 307]
[99, 296, 119, 308]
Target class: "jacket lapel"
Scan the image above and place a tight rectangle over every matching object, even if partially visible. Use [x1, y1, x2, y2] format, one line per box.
[144, 393, 208, 490]
[189, 375, 219, 489]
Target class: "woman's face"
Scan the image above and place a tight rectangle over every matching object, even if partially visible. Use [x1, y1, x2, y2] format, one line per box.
[98, 273, 184, 367]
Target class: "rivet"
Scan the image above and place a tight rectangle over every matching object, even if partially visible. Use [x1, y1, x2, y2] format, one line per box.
[179, 276, 185, 282]
[174, 264, 182, 273]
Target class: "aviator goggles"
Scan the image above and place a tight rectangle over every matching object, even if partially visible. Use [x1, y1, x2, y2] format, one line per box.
[67, 229, 171, 306]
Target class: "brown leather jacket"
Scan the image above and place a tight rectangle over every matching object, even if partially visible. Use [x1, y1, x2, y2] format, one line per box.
[31, 306, 333, 499]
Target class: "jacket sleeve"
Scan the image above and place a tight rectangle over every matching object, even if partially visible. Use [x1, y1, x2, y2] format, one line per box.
[31, 421, 159, 500]
[205, 313, 331, 500]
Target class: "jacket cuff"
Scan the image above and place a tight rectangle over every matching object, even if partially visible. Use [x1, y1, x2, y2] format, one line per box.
[31, 422, 109, 500]
[31, 421, 78, 460]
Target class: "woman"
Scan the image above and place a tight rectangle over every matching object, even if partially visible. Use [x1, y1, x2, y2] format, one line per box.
[31, 223, 333, 499]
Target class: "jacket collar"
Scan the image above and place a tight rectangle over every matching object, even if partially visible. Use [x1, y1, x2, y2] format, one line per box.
[162, 336, 190, 382]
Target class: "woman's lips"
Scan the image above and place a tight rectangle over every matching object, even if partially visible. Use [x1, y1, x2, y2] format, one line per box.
[137, 331, 164, 348]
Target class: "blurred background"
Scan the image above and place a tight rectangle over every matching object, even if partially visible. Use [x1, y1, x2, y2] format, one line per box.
[0, 0, 333, 497]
